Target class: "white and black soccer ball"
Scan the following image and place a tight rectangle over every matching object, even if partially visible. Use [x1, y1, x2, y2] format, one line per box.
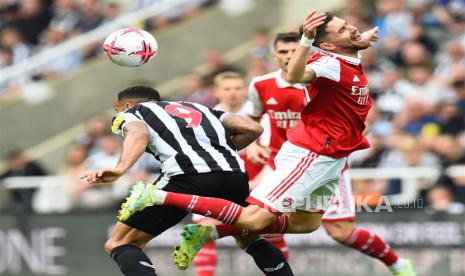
[103, 28, 158, 67]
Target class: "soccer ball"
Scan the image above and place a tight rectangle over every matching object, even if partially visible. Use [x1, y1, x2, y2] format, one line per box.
[103, 28, 158, 67]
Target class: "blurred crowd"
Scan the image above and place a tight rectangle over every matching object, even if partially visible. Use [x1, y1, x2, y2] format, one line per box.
[1, 0, 465, 216]
[0, 0, 215, 99]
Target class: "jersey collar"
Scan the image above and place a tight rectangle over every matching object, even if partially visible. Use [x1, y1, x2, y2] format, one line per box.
[275, 70, 305, 89]
[312, 46, 361, 65]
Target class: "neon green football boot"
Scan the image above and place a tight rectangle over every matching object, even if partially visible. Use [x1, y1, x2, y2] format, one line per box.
[392, 259, 417, 276]
[117, 181, 157, 222]
[173, 224, 214, 270]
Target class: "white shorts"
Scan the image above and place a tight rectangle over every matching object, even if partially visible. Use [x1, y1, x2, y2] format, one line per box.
[258, 160, 356, 221]
[258, 164, 274, 183]
[321, 165, 356, 222]
[248, 141, 347, 214]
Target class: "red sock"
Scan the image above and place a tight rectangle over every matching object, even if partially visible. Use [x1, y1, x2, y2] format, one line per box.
[164, 192, 243, 224]
[215, 215, 290, 238]
[260, 234, 289, 260]
[193, 241, 217, 276]
[343, 228, 399, 266]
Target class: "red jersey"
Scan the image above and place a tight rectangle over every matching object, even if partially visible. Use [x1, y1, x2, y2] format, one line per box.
[246, 70, 308, 168]
[287, 49, 372, 158]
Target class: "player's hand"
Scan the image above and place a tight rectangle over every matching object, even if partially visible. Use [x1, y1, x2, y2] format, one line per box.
[246, 143, 270, 165]
[360, 26, 380, 45]
[302, 10, 327, 39]
[80, 167, 125, 184]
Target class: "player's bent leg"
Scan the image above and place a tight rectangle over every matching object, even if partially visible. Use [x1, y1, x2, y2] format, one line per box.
[173, 209, 321, 269]
[158, 187, 327, 255]
[106, 222, 157, 276]
[172, 211, 319, 274]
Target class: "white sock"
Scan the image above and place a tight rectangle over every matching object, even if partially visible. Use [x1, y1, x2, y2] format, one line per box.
[389, 258, 405, 271]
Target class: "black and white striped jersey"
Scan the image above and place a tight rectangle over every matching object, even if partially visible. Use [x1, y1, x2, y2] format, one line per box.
[111, 101, 245, 176]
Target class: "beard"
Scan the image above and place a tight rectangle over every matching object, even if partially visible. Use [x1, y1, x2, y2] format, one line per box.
[352, 41, 371, 51]
[340, 41, 370, 53]
[349, 35, 372, 50]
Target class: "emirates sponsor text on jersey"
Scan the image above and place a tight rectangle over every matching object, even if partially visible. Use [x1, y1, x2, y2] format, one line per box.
[268, 109, 301, 128]
[351, 85, 370, 105]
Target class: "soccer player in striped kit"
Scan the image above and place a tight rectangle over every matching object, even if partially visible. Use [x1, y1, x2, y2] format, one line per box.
[82, 86, 295, 275]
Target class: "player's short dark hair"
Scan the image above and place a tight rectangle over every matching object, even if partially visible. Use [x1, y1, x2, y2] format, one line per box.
[117, 86, 161, 101]
[273, 32, 300, 48]
[313, 12, 334, 47]
[299, 12, 335, 48]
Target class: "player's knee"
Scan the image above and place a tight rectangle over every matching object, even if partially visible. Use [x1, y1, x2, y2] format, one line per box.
[104, 238, 116, 254]
[105, 237, 148, 255]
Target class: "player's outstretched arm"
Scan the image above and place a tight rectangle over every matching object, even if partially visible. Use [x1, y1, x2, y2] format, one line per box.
[81, 121, 149, 184]
[222, 113, 263, 151]
[116, 121, 150, 173]
[287, 10, 326, 83]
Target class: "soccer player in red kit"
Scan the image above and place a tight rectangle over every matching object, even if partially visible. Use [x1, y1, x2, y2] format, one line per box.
[118, 11, 415, 276]
[247, 30, 415, 275]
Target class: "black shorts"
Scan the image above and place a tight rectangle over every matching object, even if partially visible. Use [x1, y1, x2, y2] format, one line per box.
[123, 171, 249, 236]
